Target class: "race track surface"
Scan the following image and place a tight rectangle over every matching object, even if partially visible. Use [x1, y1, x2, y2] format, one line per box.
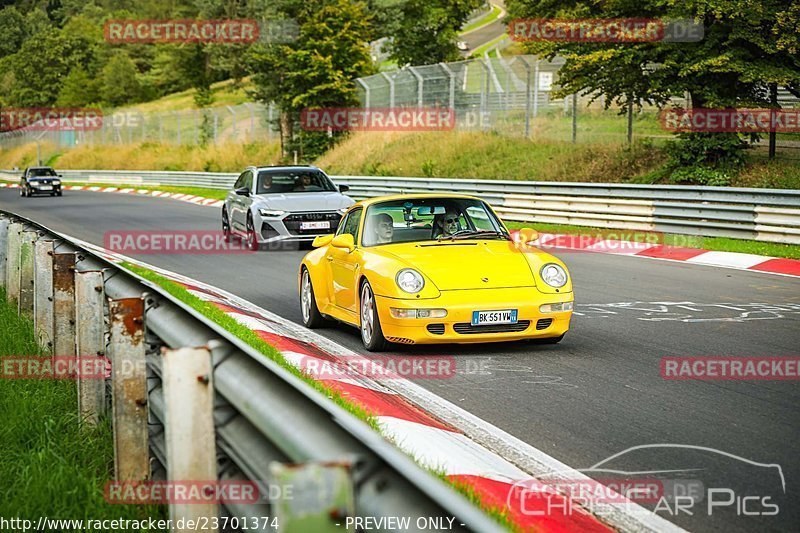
[3, 188, 798, 533]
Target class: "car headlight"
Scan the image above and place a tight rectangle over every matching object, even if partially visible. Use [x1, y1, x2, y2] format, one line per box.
[259, 209, 286, 217]
[540, 263, 568, 288]
[396, 268, 425, 293]
[52, 180, 61, 185]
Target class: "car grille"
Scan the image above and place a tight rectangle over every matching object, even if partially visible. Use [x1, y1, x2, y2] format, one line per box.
[426, 324, 445, 335]
[282, 212, 342, 236]
[453, 320, 531, 334]
[536, 318, 553, 330]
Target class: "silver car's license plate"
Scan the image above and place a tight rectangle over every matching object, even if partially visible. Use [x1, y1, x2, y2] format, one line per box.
[38, 185, 53, 191]
[300, 221, 330, 230]
[471, 309, 518, 326]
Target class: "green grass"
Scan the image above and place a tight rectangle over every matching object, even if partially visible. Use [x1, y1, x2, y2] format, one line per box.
[0, 289, 164, 524]
[505, 221, 800, 260]
[469, 34, 509, 58]
[120, 263, 381, 430]
[461, 3, 503, 34]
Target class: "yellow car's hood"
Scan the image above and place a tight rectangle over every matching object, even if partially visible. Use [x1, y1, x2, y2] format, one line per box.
[379, 240, 536, 290]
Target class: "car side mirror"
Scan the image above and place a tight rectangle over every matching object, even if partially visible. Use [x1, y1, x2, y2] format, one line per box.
[312, 234, 335, 248]
[517, 227, 539, 244]
[234, 187, 250, 196]
[330, 233, 355, 252]
[58, 174, 62, 178]
[338, 184, 350, 193]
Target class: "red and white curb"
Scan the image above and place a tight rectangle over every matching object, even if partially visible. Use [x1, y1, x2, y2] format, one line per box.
[520, 232, 800, 279]
[70, 236, 685, 533]
[0, 182, 225, 208]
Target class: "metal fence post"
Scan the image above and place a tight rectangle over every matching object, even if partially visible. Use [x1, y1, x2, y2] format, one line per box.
[75, 270, 107, 425]
[247, 103, 255, 141]
[162, 346, 218, 528]
[627, 98, 634, 147]
[109, 297, 149, 482]
[572, 93, 578, 143]
[33, 239, 54, 350]
[409, 66, 424, 108]
[53, 253, 77, 359]
[439, 63, 456, 111]
[18, 230, 37, 316]
[0, 217, 9, 289]
[356, 79, 371, 109]
[6, 222, 23, 303]
[176, 112, 182, 145]
[212, 109, 219, 144]
[226, 106, 237, 142]
[380, 72, 395, 108]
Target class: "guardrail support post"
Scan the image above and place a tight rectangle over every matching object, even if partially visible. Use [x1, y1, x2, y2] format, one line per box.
[76, 271, 107, 425]
[109, 297, 149, 481]
[162, 346, 218, 530]
[5, 222, 22, 303]
[19, 230, 37, 317]
[33, 239, 55, 350]
[53, 253, 77, 359]
[0, 217, 8, 288]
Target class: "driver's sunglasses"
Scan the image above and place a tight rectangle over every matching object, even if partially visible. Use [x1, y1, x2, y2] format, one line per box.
[444, 217, 458, 224]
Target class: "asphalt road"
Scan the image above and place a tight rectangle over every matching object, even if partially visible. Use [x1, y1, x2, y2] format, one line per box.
[3, 189, 799, 533]
[462, 2, 507, 54]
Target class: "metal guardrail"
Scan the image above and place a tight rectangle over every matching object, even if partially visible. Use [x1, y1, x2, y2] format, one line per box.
[0, 209, 503, 533]
[2, 169, 799, 243]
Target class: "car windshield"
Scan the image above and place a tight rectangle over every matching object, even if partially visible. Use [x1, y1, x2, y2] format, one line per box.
[256, 170, 336, 194]
[361, 198, 508, 247]
[29, 168, 56, 177]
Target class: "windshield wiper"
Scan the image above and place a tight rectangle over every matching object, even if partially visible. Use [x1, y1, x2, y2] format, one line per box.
[438, 230, 510, 241]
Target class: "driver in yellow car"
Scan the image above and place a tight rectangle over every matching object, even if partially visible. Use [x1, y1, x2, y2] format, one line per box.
[432, 209, 460, 238]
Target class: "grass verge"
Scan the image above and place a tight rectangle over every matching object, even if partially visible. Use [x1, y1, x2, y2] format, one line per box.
[461, 3, 503, 34]
[505, 221, 800, 260]
[0, 289, 164, 522]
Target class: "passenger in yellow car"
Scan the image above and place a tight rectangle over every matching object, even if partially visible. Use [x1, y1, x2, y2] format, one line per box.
[367, 212, 394, 245]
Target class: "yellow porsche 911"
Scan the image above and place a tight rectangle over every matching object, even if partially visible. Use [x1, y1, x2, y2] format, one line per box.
[298, 194, 573, 351]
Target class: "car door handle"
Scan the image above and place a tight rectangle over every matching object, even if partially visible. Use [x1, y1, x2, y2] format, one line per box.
[326, 256, 334, 262]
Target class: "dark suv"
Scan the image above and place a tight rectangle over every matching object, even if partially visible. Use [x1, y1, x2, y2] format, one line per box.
[20, 166, 63, 197]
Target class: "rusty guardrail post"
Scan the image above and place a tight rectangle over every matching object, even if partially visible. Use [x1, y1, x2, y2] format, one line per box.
[75, 270, 107, 425]
[33, 239, 55, 350]
[109, 297, 149, 481]
[53, 253, 77, 359]
[19, 230, 37, 317]
[5, 222, 22, 303]
[0, 217, 9, 288]
[162, 346, 218, 530]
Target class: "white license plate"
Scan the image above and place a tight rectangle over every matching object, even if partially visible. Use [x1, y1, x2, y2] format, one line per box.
[471, 309, 518, 326]
[300, 221, 330, 230]
[38, 185, 53, 191]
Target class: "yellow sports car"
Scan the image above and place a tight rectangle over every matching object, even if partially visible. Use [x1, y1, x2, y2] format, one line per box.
[298, 194, 573, 351]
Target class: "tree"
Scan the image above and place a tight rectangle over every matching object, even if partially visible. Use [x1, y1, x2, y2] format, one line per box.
[0, 6, 25, 58]
[56, 67, 101, 106]
[506, 0, 800, 167]
[248, 0, 375, 159]
[389, 0, 481, 66]
[100, 52, 143, 107]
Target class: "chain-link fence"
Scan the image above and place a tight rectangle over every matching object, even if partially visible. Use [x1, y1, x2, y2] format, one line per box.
[355, 54, 800, 156]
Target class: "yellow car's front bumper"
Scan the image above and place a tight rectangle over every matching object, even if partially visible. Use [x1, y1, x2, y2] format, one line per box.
[375, 287, 572, 345]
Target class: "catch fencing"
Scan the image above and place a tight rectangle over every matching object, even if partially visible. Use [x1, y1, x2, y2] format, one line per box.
[0, 210, 503, 533]
[1, 169, 798, 244]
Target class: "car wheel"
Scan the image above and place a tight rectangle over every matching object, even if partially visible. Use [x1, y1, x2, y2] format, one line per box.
[531, 333, 565, 345]
[50, 192, 56, 196]
[19, 188, 25, 197]
[246, 215, 259, 251]
[56, 191, 62, 197]
[300, 268, 326, 328]
[222, 208, 232, 243]
[360, 281, 388, 352]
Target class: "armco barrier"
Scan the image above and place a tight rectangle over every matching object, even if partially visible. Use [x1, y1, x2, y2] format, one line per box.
[0, 209, 504, 533]
[2, 169, 799, 243]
